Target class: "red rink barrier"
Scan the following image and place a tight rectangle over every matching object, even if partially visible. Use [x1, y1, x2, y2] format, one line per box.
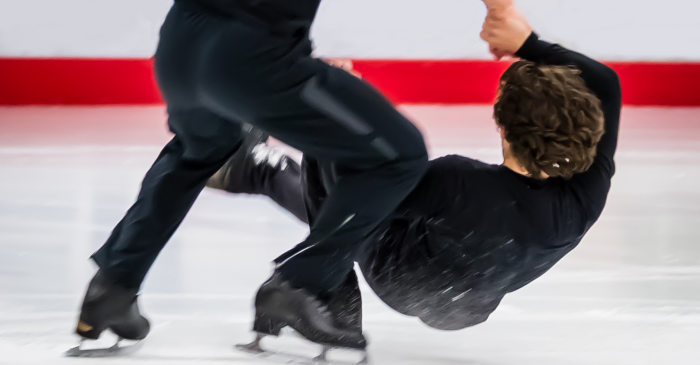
[1, 58, 699, 106]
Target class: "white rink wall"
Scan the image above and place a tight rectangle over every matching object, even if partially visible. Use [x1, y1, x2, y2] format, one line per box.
[0, 0, 699, 60]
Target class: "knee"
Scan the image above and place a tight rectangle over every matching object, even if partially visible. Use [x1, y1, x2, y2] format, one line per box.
[385, 123, 428, 162]
[387, 121, 428, 167]
[395, 137, 428, 165]
[364, 131, 429, 173]
[381, 135, 429, 181]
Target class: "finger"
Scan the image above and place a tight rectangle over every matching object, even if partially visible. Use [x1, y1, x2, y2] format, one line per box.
[342, 60, 354, 72]
[487, 9, 507, 21]
[480, 29, 489, 42]
[489, 47, 500, 61]
[491, 47, 509, 61]
[481, 28, 497, 38]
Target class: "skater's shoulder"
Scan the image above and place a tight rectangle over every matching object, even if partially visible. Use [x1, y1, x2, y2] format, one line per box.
[425, 155, 509, 186]
[429, 155, 496, 171]
[422, 155, 512, 189]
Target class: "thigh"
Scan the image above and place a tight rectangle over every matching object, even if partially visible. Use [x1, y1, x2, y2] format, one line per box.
[269, 63, 427, 167]
[289, 61, 426, 164]
[200, 49, 427, 167]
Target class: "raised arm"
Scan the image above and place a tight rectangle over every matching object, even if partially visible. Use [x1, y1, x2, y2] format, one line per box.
[513, 34, 621, 172]
[481, 6, 621, 169]
[481, 5, 622, 213]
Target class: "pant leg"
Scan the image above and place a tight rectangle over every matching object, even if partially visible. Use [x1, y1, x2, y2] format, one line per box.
[198, 31, 429, 295]
[133, 2, 429, 295]
[300, 156, 330, 228]
[272, 155, 329, 264]
[90, 5, 247, 289]
[272, 69, 428, 296]
[92, 109, 244, 289]
[249, 156, 308, 224]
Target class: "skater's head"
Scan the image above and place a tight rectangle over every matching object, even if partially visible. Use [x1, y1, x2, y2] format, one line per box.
[495, 60, 604, 179]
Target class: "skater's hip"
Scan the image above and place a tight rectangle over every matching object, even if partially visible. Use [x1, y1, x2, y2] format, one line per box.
[160, 1, 312, 56]
[155, 1, 315, 109]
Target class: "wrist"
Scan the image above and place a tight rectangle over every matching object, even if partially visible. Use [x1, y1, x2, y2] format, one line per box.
[483, 0, 514, 11]
[514, 32, 543, 59]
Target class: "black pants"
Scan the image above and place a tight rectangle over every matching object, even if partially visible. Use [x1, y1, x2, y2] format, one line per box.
[215, 148, 374, 268]
[92, 1, 428, 295]
[222, 153, 505, 331]
[219, 151, 335, 229]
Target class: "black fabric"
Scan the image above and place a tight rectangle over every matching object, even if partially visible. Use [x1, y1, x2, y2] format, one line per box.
[213, 147, 308, 223]
[92, 110, 245, 290]
[361, 33, 621, 329]
[182, 0, 321, 29]
[92, 1, 428, 295]
[222, 33, 622, 330]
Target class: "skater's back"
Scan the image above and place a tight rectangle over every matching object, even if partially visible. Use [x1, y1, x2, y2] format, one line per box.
[360, 22, 621, 331]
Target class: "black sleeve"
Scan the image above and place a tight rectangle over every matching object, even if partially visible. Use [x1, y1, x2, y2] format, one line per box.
[515, 32, 622, 214]
[515, 32, 622, 171]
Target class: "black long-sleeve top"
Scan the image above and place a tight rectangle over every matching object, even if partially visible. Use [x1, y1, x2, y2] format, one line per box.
[358, 32, 622, 331]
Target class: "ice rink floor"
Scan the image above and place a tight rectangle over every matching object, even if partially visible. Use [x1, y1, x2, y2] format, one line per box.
[1, 105, 700, 365]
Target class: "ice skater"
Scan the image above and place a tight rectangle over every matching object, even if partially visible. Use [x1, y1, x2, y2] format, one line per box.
[208, 3, 622, 335]
[70, 0, 434, 357]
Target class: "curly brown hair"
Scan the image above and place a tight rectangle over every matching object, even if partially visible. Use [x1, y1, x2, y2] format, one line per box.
[494, 60, 605, 179]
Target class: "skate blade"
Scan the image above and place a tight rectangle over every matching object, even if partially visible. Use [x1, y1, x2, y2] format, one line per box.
[236, 333, 368, 365]
[65, 339, 143, 358]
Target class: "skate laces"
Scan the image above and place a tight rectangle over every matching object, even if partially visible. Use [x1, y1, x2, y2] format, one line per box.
[251, 144, 289, 170]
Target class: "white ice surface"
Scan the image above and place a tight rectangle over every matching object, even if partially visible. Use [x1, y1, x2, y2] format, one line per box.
[1, 106, 700, 364]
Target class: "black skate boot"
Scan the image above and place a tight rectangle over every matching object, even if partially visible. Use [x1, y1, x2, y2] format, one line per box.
[325, 271, 363, 334]
[238, 272, 367, 363]
[314, 271, 365, 363]
[66, 271, 150, 357]
[207, 124, 270, 192]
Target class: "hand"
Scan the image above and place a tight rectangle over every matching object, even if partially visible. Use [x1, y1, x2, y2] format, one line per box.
[323, 58, 362, 79]
[480, 6, 532, 60]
